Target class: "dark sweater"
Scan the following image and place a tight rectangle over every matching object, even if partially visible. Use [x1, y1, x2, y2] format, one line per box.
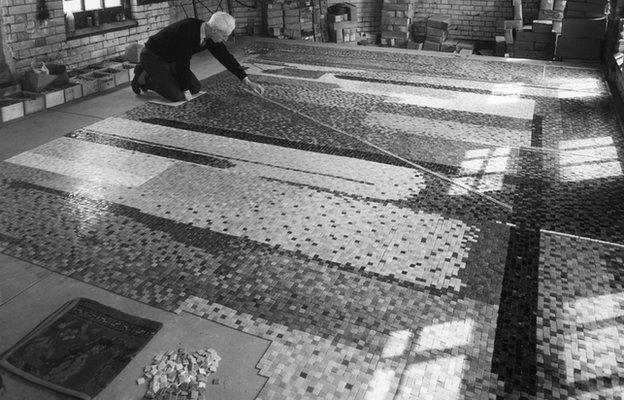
[145, 18, 247, 91]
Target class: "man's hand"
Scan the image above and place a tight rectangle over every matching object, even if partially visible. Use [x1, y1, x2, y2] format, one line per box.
[243, 77, 265, 95]
[183, 90, 193, 101]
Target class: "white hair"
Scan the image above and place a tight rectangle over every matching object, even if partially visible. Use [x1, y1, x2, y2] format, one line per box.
[208, 12, 236, 35]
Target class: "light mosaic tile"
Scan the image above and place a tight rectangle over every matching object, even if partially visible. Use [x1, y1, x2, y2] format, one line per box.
[1, 39, 623, 400]
[179, 293, 501, 400]
[538, 232, 624, 399]
[6, 138, 173, 188]
[84, 117, 426, 201]
[313, 74, 536, 120]
[363, 111, 532, 148]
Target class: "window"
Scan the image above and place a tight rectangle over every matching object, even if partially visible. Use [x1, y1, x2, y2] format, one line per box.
[63, 0, 132, 33]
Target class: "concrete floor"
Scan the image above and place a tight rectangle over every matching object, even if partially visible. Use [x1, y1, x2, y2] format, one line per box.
[0, 36, 270, 400]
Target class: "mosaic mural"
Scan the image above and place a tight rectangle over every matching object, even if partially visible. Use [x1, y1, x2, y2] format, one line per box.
[1, 40, 624, 399]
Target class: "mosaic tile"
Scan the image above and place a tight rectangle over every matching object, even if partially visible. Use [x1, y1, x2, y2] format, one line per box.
[537, 232, 624, 399]
[1, 39, 623, 400]
[6, 138, 174, 188]
[244, 40, 606, 87]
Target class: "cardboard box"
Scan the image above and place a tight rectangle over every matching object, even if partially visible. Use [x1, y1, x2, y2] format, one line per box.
[532, 20, 553, 33]
[423, 40, 441, 51]
[63, 83, 83, 102]
[43, 88, 65, 108]
[0, 100, 24, 122]
[560, 17, 606, 39]
[22, 92, 45, 114]
[21, 64, 69, 92]
[555, 36, 602, 59]
[564, 0, 606, 14]
[427, 14, 451, 29]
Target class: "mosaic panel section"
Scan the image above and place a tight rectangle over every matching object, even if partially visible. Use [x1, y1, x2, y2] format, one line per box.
[0, 153, 510, 399]
[122, 44, 623, 216]
[244, 41, 607, 87]
[179, 291, 502, 400]
[538, 232, 624, 399]
[1, 39, 622, 400]
[4, 125, 484, 290]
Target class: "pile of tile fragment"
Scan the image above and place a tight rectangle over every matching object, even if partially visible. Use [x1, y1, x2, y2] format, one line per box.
[139, 348, 221, 400]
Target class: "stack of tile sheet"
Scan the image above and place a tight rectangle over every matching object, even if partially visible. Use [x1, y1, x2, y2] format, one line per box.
[494, 35, 506, 56]
[282, 1, 314, 40]
[263, 2, 284, 37]
[456, 40, 475, 55]
[513, 24, 556, 60]
[556, 12, 606, 60]
[423, 14, 451, 51]
[380, 0, 413, 47]
[409, 13, 428, 40]
[328, 2, 358, 43]
[501, 19, 523, 54]
[538, 0, 565, 32]
[563, 0, 607, 18]
[311, 0, 327, 42]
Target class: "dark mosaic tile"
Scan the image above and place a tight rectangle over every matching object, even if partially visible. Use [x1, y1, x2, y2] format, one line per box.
[262, 67, 326, 79]
[2, 40, 623, 400]
[67, 129, 236, 169]
[0, 175, 506, 350]
[124, 72, 524, 208]
[537, 233, 624, 399]
[244, 41, 606, 86]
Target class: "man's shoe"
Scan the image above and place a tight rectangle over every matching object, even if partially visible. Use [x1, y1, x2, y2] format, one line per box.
[131, 64, 146, 94]
[131, 76, 142, 95]
[133, 63, 143, 78]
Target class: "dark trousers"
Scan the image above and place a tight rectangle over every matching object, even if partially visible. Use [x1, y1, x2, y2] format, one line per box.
[140, 47, 201, 101]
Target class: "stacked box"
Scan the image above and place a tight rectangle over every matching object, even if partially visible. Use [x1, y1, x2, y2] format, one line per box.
[328, 2, 358, 43]
[555, 16, 605, 60]
[329, 21, 359, 42]
[538, 0, 565, 32]
[263, 2, 284, 37]
[532, 20, 553, 33]
[560, 16, 606, 38]
[423, 14, 451, 51]
[283, 4, 301, 38]
[555, 36, 602, 59]
[410, 13, 428, 39]
[564, 0, 607, 18]
[300, 6, 315, 39]
[380, 0, 413, 47]
[513, 30, 556, 60]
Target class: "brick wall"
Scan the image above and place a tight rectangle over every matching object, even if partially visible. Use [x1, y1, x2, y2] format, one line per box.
[522, 0, 540, 23]
[329, 0, 384, 35]
[410, 0, 513, 41]
[0, 22, 6, 65]
[323, 0, 536, 43]
[0, 0, 223, 76]
[230, 0, 263, 35]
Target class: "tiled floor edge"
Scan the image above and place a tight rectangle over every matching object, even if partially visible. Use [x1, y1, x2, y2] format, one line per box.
[248, 36, 604, 70]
